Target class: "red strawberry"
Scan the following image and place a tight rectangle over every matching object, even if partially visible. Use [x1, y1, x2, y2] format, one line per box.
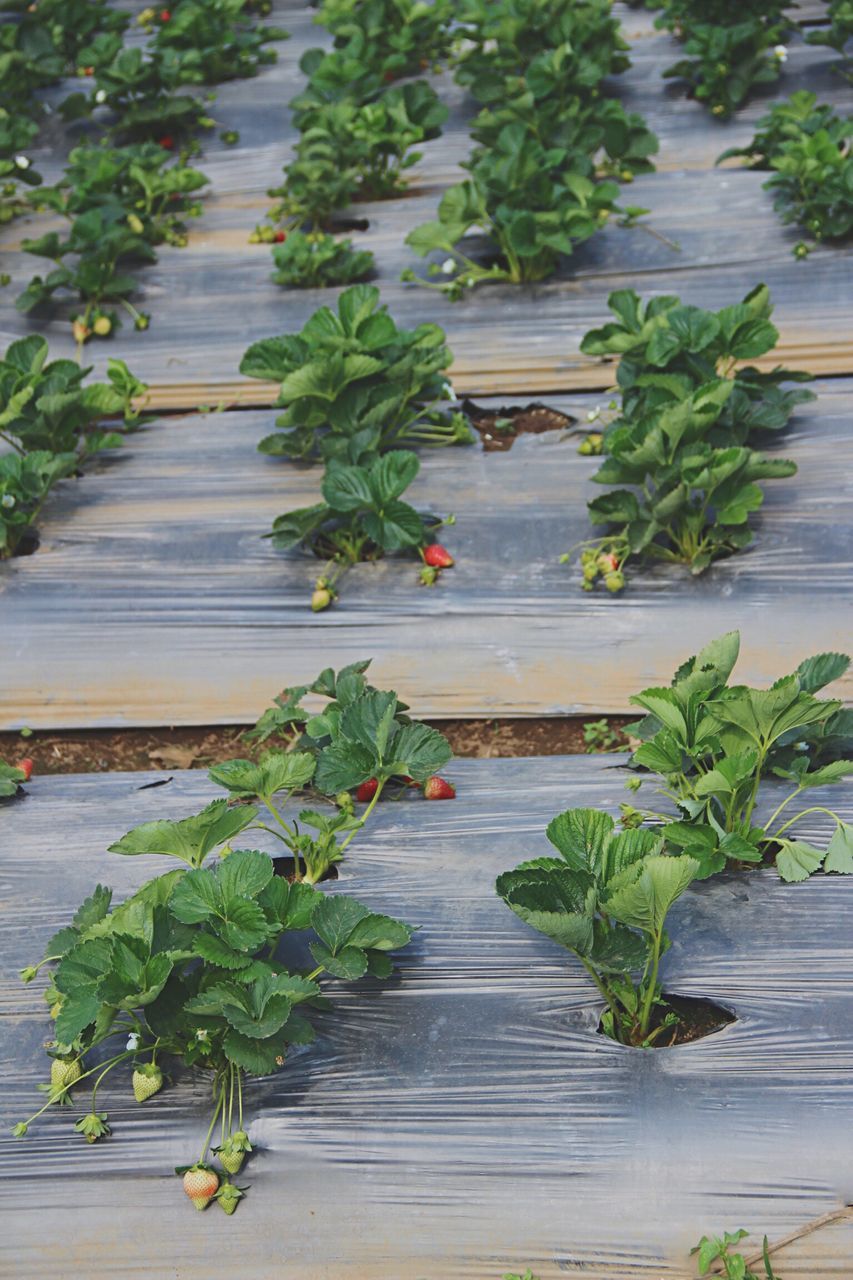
[597, 552, 619, 574]
[423, 544, 454, 569]
[17, 758, 34, 781]
[356, 777, 379, 803]
[383, 70, 396, 83]
[274, 230, 286, 243]
[423, 776, 455, 801]
[182, 1165, 219, 1211]
[159, 135, 174, 150]
[159, 7, 171, 18]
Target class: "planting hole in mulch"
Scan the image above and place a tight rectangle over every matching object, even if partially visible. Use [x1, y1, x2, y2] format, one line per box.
[271, 856, 338, 884]
[462, 397, 577, 451]
[9, 529, 40, 557]
[597, 993, 737, 1049]
[327, 215, 369, 233]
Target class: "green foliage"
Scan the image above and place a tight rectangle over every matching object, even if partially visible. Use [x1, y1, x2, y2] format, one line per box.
[692, 1228, 781, 1278]
[497, 807, 698, 1045]
[404, 0, 656, 296]
[270, 231, 374, 289]
[0, 757, 27, 798]
[657, 0, 792, 117]
[719, 93, 853, 253]
[241, 285, 469, 463]
[623, 632, 853, 882]
[807, 0, 853, 69]
[567, 285, 812, 586]
[315, 0, 452, 79]
[0, 335, 146, 556]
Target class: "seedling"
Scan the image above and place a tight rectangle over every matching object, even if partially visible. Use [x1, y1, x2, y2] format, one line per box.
[497, 807, 699, 1045]
[623, 631, 853, 882]
[692, 1229, 781, 1278]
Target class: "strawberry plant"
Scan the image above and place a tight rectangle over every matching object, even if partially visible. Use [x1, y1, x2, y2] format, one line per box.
[0, 335, 146, 555]
[314, 0, 452, 81]
[622, 631, 853, 882]
[269, 450, 451, 608]
[0, 757, 28, 797]
[718, 93, 853, 254]
[240, 284, 471, 462]
[15, 829, 414, 1211]
[270, 230, 374, 288]
[497, 807, 700, 1046]
[807, 0, 853, 74]
[243, 660, 452, 813]
[693, 1229, 780, 1278]
[657, 0, 792, 117]
[145, 0, 287, 84]
[565, 284, 813, 588]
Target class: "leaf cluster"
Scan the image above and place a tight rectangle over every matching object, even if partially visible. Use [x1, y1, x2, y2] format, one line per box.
[656, 0, 792, 117]
[270, 230, 374, 289]
[624, 631, 853, 882]
[571, 284, 813, 585]
[692, 1228, 780, 1279]
[404, 0, 657, 296]
[497, 807, 699, 1045]
[719, 92, 853, 252]
[258, 2, 452, 285]
[0, 335, 146, 556]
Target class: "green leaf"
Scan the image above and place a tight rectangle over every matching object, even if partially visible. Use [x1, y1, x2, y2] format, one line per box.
[218, 849, 274, 902]
[370, 451, 420, 505]
[824, 824, 853, 875]
[606, 855, 699, 935]
[208, 751, 316, 798]
[794, 651, 850, 694]
[545, 808, 615, 873]
[346, 913, 412, 952]
[384, 721, 452, 782]
[798, 760, 853, 788]
[169, 868, 222, 924]
[496, 860, 596, 954]
[310, 939, 368, 980]
[322, 464, 374, 512]
[108, 799, 258, 866]
[222, 1029, 283, 1075]
[314, 739, 378, 793]
[219, 899, 270, 952]
[775, 840, 825, 882]
[193, 932, 254, 970]
[71, 885, 113, 932]
[55, 992, 103, 1043]
[312, 895, 370, 953]
[258, 878, 320, 933]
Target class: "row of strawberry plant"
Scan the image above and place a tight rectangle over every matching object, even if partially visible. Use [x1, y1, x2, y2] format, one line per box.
[654, 0, 794, 118]
[251, 0, 453, 288]
[401, 0, 659, 299]
[11, 662, 455, 1213]
[0, 335, 146, 557]
[497, 630, 853, 1048]
[719, 90, 853, 257]
[2, 0, 287, 347]
[240, 283, 472, 608]
[563, 283, 813, 592]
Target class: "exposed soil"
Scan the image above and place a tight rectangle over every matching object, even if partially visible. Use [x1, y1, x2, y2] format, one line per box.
[599, 993, 737, 1049]
[462, 397, 577, 451]
[0, 716, 635, 776]
[272, 857, 338, 884]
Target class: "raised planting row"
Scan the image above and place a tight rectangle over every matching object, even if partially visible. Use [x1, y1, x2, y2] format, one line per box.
[1, 0, 850, 401]
[1, 364, 851, 726]
[1, 0, 288, 347]
[3, 634, 852, 1270]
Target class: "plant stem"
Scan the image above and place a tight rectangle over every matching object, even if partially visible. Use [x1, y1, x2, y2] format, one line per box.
[339, 778, 386, 853]
[638, 930, 663, 1039]
[200, 1077, 226, 1164]
[770, 805, 844, 840]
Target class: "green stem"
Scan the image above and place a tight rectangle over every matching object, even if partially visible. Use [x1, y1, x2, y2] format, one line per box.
[579, 957, 625, 1044]
[638, 931, 663, 1039]
[200, 1078, 226, 1164]
[762, 786, 804, 834]
[770, 805, 844, 840]
[237, 1067, 243, 1131]
[305, 965, 324, 982]
[339, 777, 386, 854]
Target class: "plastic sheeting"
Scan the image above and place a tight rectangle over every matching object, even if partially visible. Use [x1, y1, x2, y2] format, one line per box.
[3, 757, 852, 1278]
[0, 8, 850, 403]
[1, 384, 851, 728]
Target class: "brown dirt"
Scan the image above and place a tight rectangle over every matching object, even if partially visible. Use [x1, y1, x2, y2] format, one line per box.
[599, 993, 737, 1049]
[0, 716, 635, 776]
[463, 397, 577, 451]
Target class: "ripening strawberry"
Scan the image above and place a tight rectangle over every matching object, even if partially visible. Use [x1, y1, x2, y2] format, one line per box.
[216, 1180, 245, 1215]
[215, 1130, 252, 1175]
[274, 230, 286, 243]
[17, 758, 33, 781]
[132, 1063, 163, 1103]
[159, 135, 174, 150]
[423, 776, 455, 801]
[72, 319, 90, 345]
[159, 7, 171, 19]
[311, 587, 332, 612]
[423, 544, 453, 569]
[182, 1165, 219, 1211]
[597, 552, 619, 574]
[51, 1057, 81, 1091]
[356, 777, 379, 803]
[92, 316, 112, 337]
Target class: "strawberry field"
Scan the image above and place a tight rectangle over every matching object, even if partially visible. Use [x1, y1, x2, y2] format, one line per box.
[1, 0, 852, 1276]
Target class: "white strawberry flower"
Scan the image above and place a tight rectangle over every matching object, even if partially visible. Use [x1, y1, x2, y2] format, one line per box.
[95, 89, 107, 104]
[126, 1032, 140, 1051]
[482, 38, 498, 53]
[586, 406, 601, 422]
[440, 258, 456, 274]
[773, 45, 788, 61]
[1, 494, 15, 509]
[14, 155, 30, 169]
[195, 1028, 209, 1042]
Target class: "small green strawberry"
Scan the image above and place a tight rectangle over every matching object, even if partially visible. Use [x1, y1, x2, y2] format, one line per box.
[214, 1130, 252, 1175]
[132, 1062, 163, 1103]
[50, 1056, 81, 1093]
[181, 1164, 219, 1211]
[215, 1179, 247, 1215]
